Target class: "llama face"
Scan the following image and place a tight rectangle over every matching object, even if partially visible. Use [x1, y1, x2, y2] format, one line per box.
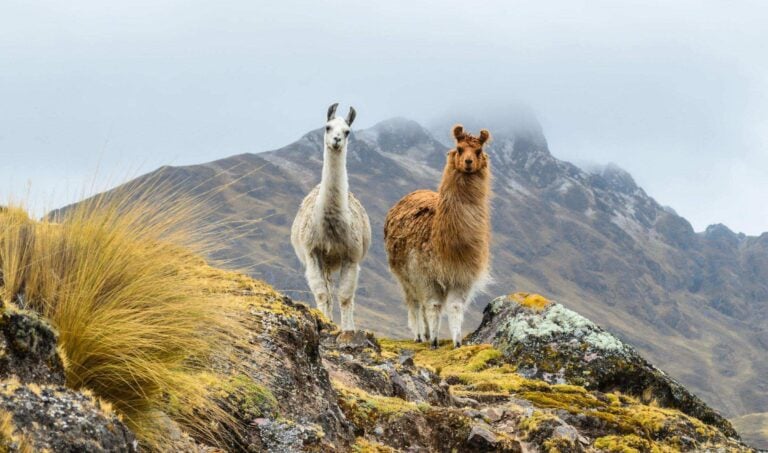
[324, 103, 356, 153]
[449, 125, 491, 174]
[324, 117, 351, 153]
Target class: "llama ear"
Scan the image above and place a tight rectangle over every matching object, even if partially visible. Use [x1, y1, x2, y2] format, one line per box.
[327, 103, 339, 121]
[452, 125, 465, 141]
[346, 107, 356, 126]
[479, 129, 491, 144]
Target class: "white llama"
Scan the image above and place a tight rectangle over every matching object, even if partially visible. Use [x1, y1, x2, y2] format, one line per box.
[291, 103, 371, 331]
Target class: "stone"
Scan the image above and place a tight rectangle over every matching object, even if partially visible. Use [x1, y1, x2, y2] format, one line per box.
[0, 308, 65, 385]
[467, 424, 498, 450]
[467, 294, 739, 438]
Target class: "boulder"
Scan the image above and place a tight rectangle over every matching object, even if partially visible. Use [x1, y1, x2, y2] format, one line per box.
[467, 293, 739, 438]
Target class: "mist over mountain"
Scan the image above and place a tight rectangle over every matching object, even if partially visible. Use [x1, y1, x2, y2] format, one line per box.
[65, 114, 768, 432]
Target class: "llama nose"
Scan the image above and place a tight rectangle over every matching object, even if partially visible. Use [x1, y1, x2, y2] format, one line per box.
[465, 159, 473, 165]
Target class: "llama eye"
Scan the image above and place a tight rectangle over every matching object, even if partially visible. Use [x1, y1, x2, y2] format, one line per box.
[475, 149, 482, 156]
[344, 130, 350, 137]
[325, 126, 331, 132]
[456, 147, 464, 154]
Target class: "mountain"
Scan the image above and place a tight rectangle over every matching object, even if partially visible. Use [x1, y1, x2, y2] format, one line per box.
[61, 116, 768, 434]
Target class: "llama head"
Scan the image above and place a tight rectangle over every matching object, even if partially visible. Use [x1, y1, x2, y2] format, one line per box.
[447, 124, 491, 174]
[324, 103, 356, 153]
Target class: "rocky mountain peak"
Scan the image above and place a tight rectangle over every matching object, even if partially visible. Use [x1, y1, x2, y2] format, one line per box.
[587, 163, 640, 196]
[356, 117, 443, 158]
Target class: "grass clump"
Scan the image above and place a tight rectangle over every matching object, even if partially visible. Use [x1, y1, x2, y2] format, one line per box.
[0, 411, 33, 453]
[0, 190, 247, 450]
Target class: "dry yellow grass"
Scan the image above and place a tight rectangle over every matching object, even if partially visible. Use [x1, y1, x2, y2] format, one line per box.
[0, 184, 249, 450]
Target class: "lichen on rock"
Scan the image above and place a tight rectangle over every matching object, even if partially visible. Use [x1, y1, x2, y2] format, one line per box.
[0, 306, 65, 385]
[468, 293, 740, 439]
[0, 380, 136, 452]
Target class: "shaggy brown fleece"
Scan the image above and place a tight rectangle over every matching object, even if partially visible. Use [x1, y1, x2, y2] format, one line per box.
[384, 125, 492, 347]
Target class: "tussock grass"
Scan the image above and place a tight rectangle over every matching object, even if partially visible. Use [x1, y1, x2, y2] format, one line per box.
[0, 182, 248, 450]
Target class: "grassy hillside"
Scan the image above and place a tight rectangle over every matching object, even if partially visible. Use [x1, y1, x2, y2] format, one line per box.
[732, 413, 768, 450]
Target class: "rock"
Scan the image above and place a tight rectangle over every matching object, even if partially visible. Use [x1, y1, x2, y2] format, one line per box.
[398, 352, 415, 367]
[335, 330, 381, 353]
[467, 424, 498, 450]
[0, 381, 136, 452]
[250, 418, 324, 453]
[219, 294, 354, 450]
[482, 407, 504, 422]
[467, 294, 739, 438]
[0, 307, 65, 385]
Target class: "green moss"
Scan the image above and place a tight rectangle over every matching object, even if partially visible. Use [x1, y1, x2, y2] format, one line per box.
[518, 410, 558, 435]
[380, 337, 727, 452]
[335, 383, 419, 430]
[218, 374, 278, 419]
[542, 437, 576, 452]
[379, 341, 547, 399]
[593, 434, 672, 453]
[351, 438, 396, 452]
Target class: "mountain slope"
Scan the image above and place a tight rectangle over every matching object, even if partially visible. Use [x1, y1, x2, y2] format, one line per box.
[63, 117, 768, 427]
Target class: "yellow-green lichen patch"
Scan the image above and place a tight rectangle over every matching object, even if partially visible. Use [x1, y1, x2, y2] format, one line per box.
[379, 338, 730, 452]
[509, 292, 552, 311]
[593, 434, 671, 453]
[335, 382, 420, 430]
[518, 388, 723, 451]
[379, 340, 549, 399]
[217, 374, 278, 419]
[352, 437, 397, 452]
[518, 410, 559, 435]
[543, 437, 578, 452]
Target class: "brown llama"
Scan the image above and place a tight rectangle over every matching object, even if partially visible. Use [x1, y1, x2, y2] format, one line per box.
[384, 125, 492, 348]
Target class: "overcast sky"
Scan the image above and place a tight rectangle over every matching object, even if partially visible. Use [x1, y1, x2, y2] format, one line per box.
[1, 1, 767, 233]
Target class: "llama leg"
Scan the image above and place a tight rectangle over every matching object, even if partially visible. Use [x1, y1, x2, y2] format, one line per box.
[446, 291, 466, 348]
[404, 291, 423, 342]
[424, 298, 443, 349]
[420, 303, 430, 342]
[407, 303, 420, 342]
[306, 254, 332, 321]
[338, 262, 359, 332]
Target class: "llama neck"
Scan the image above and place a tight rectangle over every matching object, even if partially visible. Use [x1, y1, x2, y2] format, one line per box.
[433, 164, 491, 261]
[316, 146, 350, 217]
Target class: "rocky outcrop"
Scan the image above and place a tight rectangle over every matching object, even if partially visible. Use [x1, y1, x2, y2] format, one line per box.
[0, 381, 136, 452]
[231, 288, 752, 452]
[0, 306, 136, 452]
[0, 272, 756, 451]
[0, 306, 65, 385]
[467, 292, 739, 438]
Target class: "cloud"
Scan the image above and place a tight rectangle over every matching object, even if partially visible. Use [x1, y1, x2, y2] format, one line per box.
[1, 0, 767, 233]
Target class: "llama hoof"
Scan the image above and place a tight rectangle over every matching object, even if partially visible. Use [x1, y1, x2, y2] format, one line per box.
[430, 339, 439, 350]
[453, 340, 462, 348]
[415, 335, 422, 343]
